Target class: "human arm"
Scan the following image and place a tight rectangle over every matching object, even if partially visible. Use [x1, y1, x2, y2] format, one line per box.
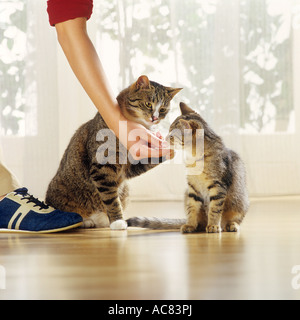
[54, 18, 170, 160]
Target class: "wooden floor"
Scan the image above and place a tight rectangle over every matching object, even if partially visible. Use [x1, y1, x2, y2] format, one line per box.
[1, 198, 300, 300]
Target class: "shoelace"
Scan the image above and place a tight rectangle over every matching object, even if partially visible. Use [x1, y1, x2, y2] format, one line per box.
[15, 188, 49, 210]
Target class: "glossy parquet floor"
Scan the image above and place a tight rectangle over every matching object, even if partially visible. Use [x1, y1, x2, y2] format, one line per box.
[1, 198, 300, 300]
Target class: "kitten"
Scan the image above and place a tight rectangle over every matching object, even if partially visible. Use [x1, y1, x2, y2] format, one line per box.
[45, 76, 181, 230]
[127, 102, 249, 233]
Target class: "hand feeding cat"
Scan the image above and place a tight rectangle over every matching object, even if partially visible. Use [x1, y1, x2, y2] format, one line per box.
[45, 75, 182, 230]
[127, 102, 249, 233]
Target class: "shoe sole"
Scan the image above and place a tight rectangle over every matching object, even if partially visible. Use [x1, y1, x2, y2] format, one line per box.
[0, 222, 83, 234]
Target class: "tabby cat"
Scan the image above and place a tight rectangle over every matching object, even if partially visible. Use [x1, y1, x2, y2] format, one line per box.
[127, 102, 249, 233]
[46, 76, 181, 230]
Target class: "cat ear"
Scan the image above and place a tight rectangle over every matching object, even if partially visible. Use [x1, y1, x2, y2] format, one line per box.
[136, 75, 151, 90]
[166, 87, 183, 99]
[180, 102, 196, 115]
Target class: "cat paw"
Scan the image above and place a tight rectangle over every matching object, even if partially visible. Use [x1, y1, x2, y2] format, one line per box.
[226, 222, 240, 233]
[181, 224, 197, 234]
[206, 225, 221, 233]
[81, 219, 95, 229]
[110, 220, 128, 230]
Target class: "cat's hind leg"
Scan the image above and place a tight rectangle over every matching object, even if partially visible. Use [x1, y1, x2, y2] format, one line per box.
[222, 211, 244, 232]
[82, 212, 110, 229]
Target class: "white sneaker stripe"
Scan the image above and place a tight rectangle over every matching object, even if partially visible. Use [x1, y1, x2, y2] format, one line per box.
[7, 208, 31, 230]
[8, 209, 21, 229]
[15, 209, 30, 230]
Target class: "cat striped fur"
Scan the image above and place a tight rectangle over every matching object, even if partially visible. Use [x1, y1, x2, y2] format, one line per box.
[45, 76, 181, 230]
[126, 102, 250, 233]
[127, 217, 186, 230]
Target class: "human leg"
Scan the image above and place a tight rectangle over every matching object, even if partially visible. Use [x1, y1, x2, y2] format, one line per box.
[0, 150, 21, 198]
[0, 149, 82, 233]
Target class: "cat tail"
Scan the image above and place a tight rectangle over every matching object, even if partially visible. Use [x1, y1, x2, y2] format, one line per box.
[126, 217, 186, 230]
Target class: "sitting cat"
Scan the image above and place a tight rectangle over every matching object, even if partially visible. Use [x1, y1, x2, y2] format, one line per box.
[45, 76, 181, 230]
[127, 102, 250, 233]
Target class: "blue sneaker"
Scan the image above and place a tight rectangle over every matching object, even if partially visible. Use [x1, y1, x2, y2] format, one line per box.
[0, 188, 83, 234]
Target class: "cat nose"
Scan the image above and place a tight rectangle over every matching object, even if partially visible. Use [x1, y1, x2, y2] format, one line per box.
[152, 116, 159, 122]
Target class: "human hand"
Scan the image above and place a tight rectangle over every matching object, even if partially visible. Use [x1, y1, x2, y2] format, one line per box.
[155, 131, 164, 140]
[118, 119, 172, 161]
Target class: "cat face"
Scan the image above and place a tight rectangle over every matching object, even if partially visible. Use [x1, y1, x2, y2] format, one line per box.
[168, 102, 201, 143]
[117, 75, 182, 128]
[167, 103, 205, 156]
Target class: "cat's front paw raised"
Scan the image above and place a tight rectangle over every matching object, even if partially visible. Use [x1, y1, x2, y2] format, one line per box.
[110, 220, 128, 230]
[206, 225, 221, 233]
[181, 224, 197, 234]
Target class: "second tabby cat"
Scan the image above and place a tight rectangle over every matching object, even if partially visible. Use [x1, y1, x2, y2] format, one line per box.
[45, 76, 181, 230]
[127, 102, 250, 233]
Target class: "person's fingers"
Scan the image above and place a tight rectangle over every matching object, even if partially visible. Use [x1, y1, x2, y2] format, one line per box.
[141, 144, 170, 159]
[129, 140, 171, 161]
[166, 148, 176, 160]
[146, 131, 169, 149]
[156, 131, 163, 140]
[128, 127, 168, 149]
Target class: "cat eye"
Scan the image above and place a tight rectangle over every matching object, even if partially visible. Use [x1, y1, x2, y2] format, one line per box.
[145, 102, 153, 110]
[160, 108, 167, 113]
